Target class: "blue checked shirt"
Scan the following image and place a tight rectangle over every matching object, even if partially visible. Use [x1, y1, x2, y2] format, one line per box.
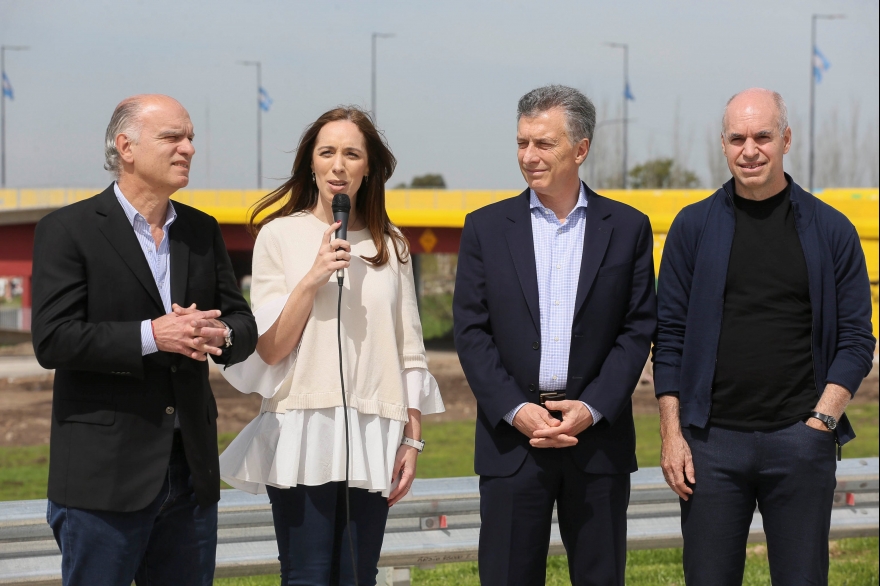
[114, 183, 177, 356]
[503, 185, 603, 426]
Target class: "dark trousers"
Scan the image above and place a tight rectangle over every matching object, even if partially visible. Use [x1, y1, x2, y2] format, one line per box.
[266, 482, 389, 586]
[479, 447, 630, 586]
[47, 431, 218, 586]
[681, 421, 838, 586]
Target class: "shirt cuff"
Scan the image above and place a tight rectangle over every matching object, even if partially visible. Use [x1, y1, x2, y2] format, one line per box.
[582, 401, 603, 425]
[402, 368, 446, 415]
[503, 402, 528, 425]
[141, 319, 158, 356]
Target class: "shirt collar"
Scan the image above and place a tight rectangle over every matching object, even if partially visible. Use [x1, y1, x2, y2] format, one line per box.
[114, 182, 177, 229]
[529, 182, 588, 218]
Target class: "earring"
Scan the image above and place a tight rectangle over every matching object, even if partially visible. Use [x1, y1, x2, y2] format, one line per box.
[311, 172, 316, 183]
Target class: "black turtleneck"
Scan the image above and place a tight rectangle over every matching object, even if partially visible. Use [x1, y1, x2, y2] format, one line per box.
[710, 181, 817, 430]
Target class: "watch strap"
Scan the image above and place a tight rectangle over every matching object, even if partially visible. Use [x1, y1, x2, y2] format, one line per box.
[809, 411, 837, 430]
[401, 436, 425, 453]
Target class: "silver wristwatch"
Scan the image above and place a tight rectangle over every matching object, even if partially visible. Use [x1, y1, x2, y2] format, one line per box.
[218, 320, 233, 349]
[401, 436, 425, 453]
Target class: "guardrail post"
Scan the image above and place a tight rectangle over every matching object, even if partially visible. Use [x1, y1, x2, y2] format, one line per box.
[377, 567, 411, 586]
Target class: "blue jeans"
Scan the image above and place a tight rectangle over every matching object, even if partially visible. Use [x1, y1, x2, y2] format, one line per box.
[681, 421, 838, 586]
[47, 431, 218, 586]
[267, 482, 389, 586]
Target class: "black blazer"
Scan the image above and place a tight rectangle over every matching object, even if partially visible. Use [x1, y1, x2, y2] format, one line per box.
[453, 184, 657, 477]
[32, 185, 257, 512]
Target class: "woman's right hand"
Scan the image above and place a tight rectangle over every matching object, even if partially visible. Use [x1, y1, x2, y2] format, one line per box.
[304, 221, 351, 289]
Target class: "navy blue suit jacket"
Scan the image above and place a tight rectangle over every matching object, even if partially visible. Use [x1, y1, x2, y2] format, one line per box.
[453, 184, 657, 477]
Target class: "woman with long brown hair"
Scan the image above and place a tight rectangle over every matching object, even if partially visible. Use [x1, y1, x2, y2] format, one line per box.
[219, 106, 443, 585]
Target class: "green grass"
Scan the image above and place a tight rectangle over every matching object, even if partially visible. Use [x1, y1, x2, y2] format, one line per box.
[218, 538, 880, 586]
[1, 407, 876, 584]
[0, 444, 50, 501]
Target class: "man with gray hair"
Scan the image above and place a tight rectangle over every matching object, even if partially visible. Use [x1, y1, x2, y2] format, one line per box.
[454, 85, 656, 584]
[654, 88, 874, 584]
[32, 94, 257, 585]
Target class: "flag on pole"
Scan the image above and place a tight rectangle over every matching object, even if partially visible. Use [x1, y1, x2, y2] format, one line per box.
[259, 87, 272, 112]
[813, 47, 831, 83]
[624, 81, 634, 101]
[1, 72, 13, 100]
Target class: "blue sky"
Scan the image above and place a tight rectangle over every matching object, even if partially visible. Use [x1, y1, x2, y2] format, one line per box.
[0, 0, 877, 189]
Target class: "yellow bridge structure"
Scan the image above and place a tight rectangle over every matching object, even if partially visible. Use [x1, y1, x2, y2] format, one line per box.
[0, 187, 877, 338]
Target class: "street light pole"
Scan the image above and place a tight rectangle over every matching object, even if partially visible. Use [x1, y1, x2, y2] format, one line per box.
[239, 60, 262, 189]
[809, 14, 844, 193]
[371, 33, 394, 123]
[605, 42, 630, 188]
[1, 45, 29, 189]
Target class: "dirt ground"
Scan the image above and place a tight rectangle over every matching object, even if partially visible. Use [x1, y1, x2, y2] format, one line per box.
[1, 343, 877, 447]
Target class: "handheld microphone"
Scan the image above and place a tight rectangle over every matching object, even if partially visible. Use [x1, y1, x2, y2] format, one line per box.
[331, 193, 351, 283]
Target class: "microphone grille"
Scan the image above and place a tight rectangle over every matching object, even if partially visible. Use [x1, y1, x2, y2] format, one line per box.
[331, 193, 351, 213]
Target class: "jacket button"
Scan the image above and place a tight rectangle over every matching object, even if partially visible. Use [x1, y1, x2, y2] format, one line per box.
[528, 384, 536, 392]
[165, 406, 175, 415]
[532, 341, 540, 350]
[171, 365, 178, 373]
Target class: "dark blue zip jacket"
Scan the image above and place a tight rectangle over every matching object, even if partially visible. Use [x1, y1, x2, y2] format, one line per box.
[653, 175, 875, 444]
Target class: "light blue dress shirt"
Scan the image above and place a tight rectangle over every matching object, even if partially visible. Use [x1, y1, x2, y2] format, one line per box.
[503, 185, 603, 426]
[113, 183, 177, 356]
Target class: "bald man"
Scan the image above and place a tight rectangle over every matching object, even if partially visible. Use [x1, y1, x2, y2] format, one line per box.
[652, 88, 874, 585]
[32, 95, 257, 585]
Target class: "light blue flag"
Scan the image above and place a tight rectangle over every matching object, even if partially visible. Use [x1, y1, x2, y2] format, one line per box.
[813, 47, 831, 83]
[624, 81, 635, 101]
[259, 87, 272, 112]
[1, 72, 13, 100]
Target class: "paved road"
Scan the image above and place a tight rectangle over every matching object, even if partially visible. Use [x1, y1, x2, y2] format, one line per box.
[0, 356, 51, 378]
[0, 355, 226, 379]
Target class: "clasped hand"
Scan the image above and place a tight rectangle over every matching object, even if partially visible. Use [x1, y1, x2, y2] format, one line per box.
[151, 303, 227, 361]
[512, 401, 594, 448]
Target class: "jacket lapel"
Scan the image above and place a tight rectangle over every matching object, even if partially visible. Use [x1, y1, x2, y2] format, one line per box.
[95, 186, 164, 312]
[168, 212, 189, 307]
[574, 186, 613, 317]
[504, 190, 541, 333]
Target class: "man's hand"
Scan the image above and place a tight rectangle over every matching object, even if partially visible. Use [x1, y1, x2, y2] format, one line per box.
[529, 400, 593, 448]
[660, 430, 695, 500]
[152, 304, 226, 360]
[512, 403, 562, 442]
[805, 417, 833, 432]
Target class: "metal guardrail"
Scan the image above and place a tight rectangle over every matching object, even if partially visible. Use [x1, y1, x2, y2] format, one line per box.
[0, 459, 876, 585]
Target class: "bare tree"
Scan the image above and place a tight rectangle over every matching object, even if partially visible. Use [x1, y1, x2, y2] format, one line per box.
[786, 109, 807, 181]
[816, 100, 879, 188]
[705, 128, 728, 187]
[582, 99, 624, 189]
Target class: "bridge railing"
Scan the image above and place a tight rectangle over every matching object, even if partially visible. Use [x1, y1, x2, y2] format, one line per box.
[0, 459, 876, 585]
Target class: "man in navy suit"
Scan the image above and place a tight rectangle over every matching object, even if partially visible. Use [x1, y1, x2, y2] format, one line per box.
[453, 85, 657, 585]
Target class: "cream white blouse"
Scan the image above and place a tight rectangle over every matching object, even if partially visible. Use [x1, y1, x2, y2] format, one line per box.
[218, 214, 444, 497]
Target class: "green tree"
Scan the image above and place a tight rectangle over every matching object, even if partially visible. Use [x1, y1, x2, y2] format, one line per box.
[629, 158, 701, 189]
[410, 173, 447, 188]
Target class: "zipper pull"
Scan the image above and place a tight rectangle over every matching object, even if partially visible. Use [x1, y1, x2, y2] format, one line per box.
[836, 438, 842, 462]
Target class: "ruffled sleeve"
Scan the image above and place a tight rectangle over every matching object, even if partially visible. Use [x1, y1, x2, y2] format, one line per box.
[403, 367, 445, 415]
[221, 292, 296, 398]
[221, 226, 297, 398]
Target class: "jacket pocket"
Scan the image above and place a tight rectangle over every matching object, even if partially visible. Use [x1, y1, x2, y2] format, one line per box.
[596, 260, 634, 278]
[55, 400, 116, 426]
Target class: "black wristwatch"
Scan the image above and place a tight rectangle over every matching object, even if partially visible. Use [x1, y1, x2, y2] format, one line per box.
[809, 411, 837, 430]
